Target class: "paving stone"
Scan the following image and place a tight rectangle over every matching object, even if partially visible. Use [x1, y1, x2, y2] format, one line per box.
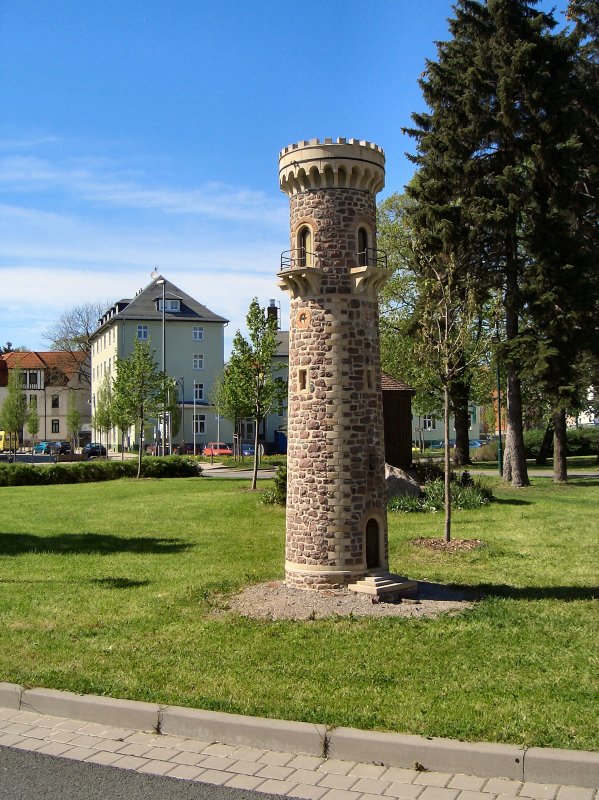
[10, 737, 45, 751]
[137, 759, 176, 776]
[166, 764, 206, 780]
[176, 738, 213, 753]
[413, 772, 453, 788]
[0, 708, 19, 720]
[48, 729, 79, 743]
[555, 787, 596, 800]
[351, 777, 393, 795]
[109, 754, 149, 770]
[170, 751, 207, 767]
[318, 789, 361, 800]
[484, 778, 523, 795]
[10, 711, 44, 725]
[381, 767, 420, 785]
[25, 725, 61, 740]
[78, 722, 114, 736]
[232, 746, 266, 762]
[447, 776, 486, 792]
[0, 734, 25, 747]
[61, 746, 99, 761]
[94, 726, 134, 740]
[197, 755, 238, 771]
[318, 760, 358, 776]
[195, 768, 233, 786]
[140, 746, 182, 762]
[55, 719, 87, 732]
[84, 751, 126, 766]
[318, 773, 360, 790]
[35, 741, 74, 757]
[288, 755, 326, 770]
[417, 788, 459, 800]
[68, 734, 111, 749]
[259, 750, 296, 766]
[288, 768, 325, 786]
[258, 778, 301, 795]
[152, 734, 187, 748]
[454, 791, 493, 800]
[31, 715, 66, 728]
[287, 784, 330, 800]
[123, 731, 160, 746]
[114, 742, 153, 757]
[224, 773, 266, 791]
[349, 765, 388, 779]
[226, 759, 265, 776]
[202, 742, 239, 757]
[256, 764, 297, 781]
[520, 782, 559, 799]
[3, 722, 35, 735]
[383, 783, 424, 799]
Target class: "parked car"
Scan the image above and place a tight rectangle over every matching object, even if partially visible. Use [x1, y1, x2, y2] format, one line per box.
[429, 440, 445, 449]
[241, 442, 255, 457]
[53, 441, 72, 455]
[203, 442, 233, 457]
[33, 441, 54, 454]
[83, 442, 107, 458]
[469, 439, 483, 449]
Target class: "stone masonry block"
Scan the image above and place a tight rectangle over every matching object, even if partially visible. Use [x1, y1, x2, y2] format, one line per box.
[327, 727, 525, 781]
[160, 706, 327, 756]
[21, 688, 161, 732]
[0, 682, 23, 709]
[524, 746, 599, 788]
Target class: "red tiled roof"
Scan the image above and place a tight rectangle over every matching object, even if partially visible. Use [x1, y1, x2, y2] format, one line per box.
[381, 371, 416, 394]
[1, 350, 88, 380]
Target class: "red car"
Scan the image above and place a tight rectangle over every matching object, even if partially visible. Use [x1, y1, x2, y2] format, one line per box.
[203, 442, 233, 457]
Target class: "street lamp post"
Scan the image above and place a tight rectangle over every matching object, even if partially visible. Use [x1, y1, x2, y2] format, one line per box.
[156, 278, 166, 456]
[174, 377, 185, 451]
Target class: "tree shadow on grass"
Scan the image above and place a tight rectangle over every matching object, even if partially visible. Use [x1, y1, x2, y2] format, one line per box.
[92, 577, 151, 589]
[491, 497, 532, 506]
[0, 532, 192, 556]
[469, 583, 598, 602]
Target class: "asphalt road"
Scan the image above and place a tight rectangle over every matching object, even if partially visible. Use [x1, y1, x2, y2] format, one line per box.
[0, 747, 281, 800]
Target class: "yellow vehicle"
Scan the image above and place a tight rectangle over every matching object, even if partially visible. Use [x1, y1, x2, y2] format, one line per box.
[0, 431, 20, 452]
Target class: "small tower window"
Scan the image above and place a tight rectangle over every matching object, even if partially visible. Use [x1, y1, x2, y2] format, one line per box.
[358, 227, 369, 266]
[298, 368, 308, 392]
[298, 226, 313, 267]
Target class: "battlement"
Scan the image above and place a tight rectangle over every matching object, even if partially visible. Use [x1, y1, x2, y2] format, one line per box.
[279, 137, 385, 198]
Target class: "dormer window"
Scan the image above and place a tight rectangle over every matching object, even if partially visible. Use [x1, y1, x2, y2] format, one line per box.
[158, 299, 181, 312]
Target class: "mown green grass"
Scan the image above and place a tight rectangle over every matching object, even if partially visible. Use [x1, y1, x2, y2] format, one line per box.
[0, 476, 597, 750]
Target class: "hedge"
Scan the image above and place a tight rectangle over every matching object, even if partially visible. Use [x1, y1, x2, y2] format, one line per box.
[0, 456, 202, 487]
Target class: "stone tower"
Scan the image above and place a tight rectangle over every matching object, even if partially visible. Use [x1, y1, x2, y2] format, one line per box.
[278, 137, 415, 595]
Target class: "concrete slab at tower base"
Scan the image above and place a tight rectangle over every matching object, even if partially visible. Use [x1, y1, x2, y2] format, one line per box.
[347, 570, 418, 597]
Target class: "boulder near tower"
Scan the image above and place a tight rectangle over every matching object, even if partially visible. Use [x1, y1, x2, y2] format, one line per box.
[278, 137, 416, 595]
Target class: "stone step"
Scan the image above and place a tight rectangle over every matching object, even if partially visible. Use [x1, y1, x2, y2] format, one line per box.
[347, 571, 418, 597]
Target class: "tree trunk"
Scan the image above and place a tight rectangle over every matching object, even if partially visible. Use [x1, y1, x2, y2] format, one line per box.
[451, 379, 472, 466]
[553, 408, 568, 483]
[444, 384, 452, 543]
[137, 418, 143, 479]
[251, 415, 260, 491]
[535, 423, 554, 466]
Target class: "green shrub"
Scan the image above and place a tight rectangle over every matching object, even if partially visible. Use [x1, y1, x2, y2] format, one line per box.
[472, 440, 498, 462]
[387, 494, 423, 513]
[412, 459, 444, 484]
[261, 464, 287, 505]
[0, 456, 201, 487]
[388, 474, 492, 513]
[522, 426, 599, 458]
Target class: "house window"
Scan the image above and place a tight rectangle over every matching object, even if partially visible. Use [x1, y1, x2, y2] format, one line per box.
[241, 419, 254, 439]
[108, 358, 111, 373]
[193, 354, 204, 370]
[192, 326, 204, 341]
[108, 329, 111, 345]
[51, 394, 59, 409]
[422, 415, 436, 430]
[137, 325, 148, 340]
[194, 383, 204, 401]
[193, 414, 205, 434]
[51, 419, 59, 434]
[158, 299, 180, 312]
[29, 395, 37, 409]
[298, 226, 313, 267]
[470, 407, 477, 426]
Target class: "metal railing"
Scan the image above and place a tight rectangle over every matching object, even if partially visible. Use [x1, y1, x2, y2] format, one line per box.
[355, 247, 388, 269]
[280, 248, 319, 270]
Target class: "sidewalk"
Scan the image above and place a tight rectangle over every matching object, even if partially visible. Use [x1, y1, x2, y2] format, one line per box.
[0, 685, 596, 800]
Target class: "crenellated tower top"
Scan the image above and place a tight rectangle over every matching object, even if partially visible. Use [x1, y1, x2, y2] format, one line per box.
[279, 137, 385, 198]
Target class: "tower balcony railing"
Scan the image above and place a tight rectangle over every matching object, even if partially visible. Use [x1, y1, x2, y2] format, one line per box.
[355, 247, 388, 269]
[280, 249, 321, 271]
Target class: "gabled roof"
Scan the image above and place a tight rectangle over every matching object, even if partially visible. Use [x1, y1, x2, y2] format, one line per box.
[0, 351, 89, 385]
[93, 275, 228, 338]
[381, 371, 416, 395]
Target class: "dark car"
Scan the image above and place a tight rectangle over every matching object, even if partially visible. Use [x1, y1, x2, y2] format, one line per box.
[83, 442, 107, 458]
[240, 442, 255, 457]
[53, 441, 72, 455]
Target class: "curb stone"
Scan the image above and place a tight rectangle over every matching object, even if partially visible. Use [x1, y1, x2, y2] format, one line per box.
[2, 683, 598, 788]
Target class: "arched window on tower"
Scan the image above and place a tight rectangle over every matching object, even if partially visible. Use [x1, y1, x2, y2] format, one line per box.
[358, 227, 369, 266]
[298, 226, 313, 267]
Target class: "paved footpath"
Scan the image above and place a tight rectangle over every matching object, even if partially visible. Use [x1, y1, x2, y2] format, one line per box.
[0, 705, 595, 800]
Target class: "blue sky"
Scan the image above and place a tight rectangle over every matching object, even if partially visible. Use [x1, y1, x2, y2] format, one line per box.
[0, 0, 569, 355]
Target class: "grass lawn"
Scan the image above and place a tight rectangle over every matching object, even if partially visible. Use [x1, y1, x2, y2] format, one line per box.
[468, 455, 599, 473]
[0, 475, 597, 751]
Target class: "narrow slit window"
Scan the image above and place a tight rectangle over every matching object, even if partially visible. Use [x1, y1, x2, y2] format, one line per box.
[358, 227, 369, 266]
[298, 368, 308, 392]
[298, 226, 312, 267]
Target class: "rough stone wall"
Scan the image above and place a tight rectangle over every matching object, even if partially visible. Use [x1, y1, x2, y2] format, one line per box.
[285, 187, 388, 588]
